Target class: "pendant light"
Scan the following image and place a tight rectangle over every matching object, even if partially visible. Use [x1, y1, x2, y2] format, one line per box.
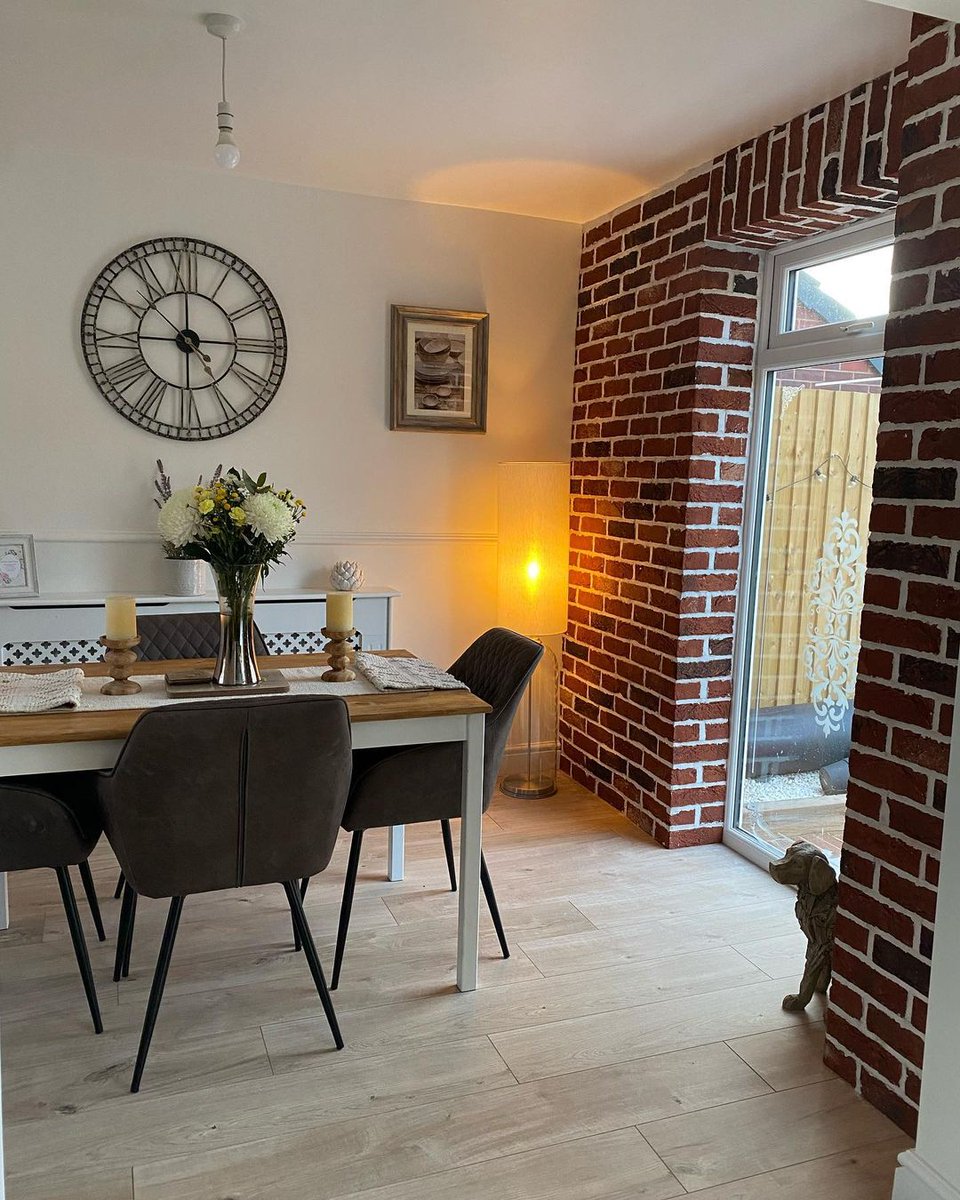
[204, 13, 244, 169]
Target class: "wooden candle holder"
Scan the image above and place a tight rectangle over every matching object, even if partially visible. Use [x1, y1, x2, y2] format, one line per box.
[99, 635, 142, 696]
[321, 627, 357, 682]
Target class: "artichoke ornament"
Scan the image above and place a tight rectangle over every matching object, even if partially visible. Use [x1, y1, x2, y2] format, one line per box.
[330, 560, 365, 591]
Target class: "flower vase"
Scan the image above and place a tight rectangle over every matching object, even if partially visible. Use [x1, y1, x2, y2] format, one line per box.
[212, 563, 262, 687]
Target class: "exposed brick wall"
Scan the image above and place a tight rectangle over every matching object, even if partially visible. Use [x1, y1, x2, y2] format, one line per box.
[824, 15, 960, 1138]
[560, 65, 903, 848]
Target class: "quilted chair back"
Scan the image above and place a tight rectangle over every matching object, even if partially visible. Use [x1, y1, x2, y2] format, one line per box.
[137, 611, 268, 660]
[448, 628, 544, 803]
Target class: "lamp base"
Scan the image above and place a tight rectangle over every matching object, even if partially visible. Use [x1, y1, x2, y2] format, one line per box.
[500, 773, 557, 800]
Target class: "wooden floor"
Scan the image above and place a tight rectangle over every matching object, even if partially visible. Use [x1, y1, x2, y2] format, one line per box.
[0, 776, 909, 1199]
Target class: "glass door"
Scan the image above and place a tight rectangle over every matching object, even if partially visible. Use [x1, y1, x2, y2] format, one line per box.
[726, 220, 894, 866]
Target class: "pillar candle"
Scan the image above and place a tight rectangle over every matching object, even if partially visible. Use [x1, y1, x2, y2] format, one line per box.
[104, 594, 138, 641]
[325, 591, 354, 632]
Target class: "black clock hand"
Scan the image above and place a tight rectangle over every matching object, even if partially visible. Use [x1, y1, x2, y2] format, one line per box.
[138, 292, 215, 377]
[137, 293, 204, 350]
[183, 289, 190, 392]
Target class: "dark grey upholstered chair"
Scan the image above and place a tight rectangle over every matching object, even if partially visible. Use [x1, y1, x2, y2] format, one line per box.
[98, 695, 353, 1092]
[110, 610, 271, 901]
[136, 610, 268, 661]
[329, 628, 543, 989]
[0, 774, 106, 1033]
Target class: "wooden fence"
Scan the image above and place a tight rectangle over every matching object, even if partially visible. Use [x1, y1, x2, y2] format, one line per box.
[752, 385, 880, 710]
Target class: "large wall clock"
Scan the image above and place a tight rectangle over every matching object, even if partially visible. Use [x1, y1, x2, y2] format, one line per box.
[80, 235, 286, 440]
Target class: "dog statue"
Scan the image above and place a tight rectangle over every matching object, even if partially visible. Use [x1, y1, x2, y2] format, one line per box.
[768, 840, 838, 1012]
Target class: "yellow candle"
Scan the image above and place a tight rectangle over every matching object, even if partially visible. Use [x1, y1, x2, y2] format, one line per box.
[104, 594, 138, 641]
[325, 591, 354, 632]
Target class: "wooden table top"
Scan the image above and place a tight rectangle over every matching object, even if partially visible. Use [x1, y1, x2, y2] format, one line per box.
[0, 652, 490, 748]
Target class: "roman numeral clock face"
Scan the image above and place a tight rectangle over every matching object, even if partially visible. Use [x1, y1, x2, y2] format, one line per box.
[81, 237, 286, 440]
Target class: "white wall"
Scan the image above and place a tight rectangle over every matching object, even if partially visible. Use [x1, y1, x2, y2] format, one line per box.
[0, 149, 579, 664]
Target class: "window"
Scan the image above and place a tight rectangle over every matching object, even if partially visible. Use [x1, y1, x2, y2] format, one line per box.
[726, 217, 894, 868]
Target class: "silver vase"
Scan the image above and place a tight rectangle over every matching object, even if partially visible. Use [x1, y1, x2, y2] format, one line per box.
[211, 562, 262, 687]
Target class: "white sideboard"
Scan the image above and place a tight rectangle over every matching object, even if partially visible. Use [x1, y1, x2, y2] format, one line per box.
[0, 588, 399, 665]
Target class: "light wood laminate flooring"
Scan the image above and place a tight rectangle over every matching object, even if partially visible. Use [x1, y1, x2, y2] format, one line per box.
[0, 776, 908, 1199]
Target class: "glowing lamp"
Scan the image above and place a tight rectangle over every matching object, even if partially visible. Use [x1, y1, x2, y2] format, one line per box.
[497, 461, 570, 798]
[497, 461, 569, 638]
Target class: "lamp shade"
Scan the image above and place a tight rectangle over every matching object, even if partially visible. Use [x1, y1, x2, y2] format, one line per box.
[497, 461, 570, 637]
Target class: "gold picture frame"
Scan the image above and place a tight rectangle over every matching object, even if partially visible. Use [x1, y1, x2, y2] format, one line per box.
[390, 304, 489, 432]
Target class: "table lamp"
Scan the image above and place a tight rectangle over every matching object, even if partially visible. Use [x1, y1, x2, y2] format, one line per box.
[497, 461, 570, 798]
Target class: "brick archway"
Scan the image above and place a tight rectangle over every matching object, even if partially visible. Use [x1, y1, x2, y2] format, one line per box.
[561, 13, 960, 1136]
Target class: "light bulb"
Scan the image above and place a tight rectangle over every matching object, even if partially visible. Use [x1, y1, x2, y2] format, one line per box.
[215, 100, 239, 169]
[214, 134, 240, 169]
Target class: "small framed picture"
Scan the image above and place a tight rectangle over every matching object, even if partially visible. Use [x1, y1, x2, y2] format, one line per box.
[0, 534, 39, 597]
[390, 304, 489, 432]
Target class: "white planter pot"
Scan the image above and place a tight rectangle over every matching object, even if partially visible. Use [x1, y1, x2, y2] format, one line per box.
[166, 558, 207, 597]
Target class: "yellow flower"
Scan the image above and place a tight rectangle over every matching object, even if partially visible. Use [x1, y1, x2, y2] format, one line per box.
[197, 498, 214, 514]
[230, 507, 246, 524]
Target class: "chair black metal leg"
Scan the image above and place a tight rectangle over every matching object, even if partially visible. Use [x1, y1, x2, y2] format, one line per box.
[114, 883, 133, 981]
[114, 884, 137, 980]
[77, 860, 106, 942]
[55, 866, 103, 1035]
[440, 819, 457, 892]
[131, 896, 184, 1093]
[332, 829, 363, 990]
[113, 870, 125, 900]
[122, 889, 138, 979]
[288, 878, 312, 951]
[283, 881, 343, 1050]
[480, 853, 509, 959]
[288, 883, 302, 953]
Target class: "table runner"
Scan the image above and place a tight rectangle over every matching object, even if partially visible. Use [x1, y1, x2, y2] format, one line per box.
[77, 666, 378, 711]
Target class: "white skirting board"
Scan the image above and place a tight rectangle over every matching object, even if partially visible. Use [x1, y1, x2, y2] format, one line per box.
[894, 1151, 960, 1200]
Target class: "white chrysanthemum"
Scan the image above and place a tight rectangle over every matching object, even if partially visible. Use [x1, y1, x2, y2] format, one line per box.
[157, 488, 202, 548]
[244, 491, 296, 544]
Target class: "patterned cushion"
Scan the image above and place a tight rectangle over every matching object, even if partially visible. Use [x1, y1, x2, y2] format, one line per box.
[137, 613, 268, 661]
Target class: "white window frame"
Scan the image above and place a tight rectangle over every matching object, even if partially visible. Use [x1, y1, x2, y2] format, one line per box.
[724, 214, 894, 869]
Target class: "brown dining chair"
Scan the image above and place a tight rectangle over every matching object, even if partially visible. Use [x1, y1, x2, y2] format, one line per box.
[110, 610, 272, 900]
[326, 628, 543, 989]
[0, 773, 106, 1033]
[98, 694, 352, 1092]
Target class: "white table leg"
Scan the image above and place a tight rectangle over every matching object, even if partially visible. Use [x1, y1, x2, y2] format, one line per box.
[0, 1024, 5, 1200]
[456, 711, 485, 992]
[0, 872, 8, 931]
[387, 825, 405, 881]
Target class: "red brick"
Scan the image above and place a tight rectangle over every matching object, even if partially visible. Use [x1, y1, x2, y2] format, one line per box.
[859, 1068, 918, 1138]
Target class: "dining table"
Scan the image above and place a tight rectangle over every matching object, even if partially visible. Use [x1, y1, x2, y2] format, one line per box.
[0, 650, 490, 990]
[0, 649, 488, 1200]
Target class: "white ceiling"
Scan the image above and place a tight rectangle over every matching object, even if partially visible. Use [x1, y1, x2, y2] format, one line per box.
[0, 0, 911, 224]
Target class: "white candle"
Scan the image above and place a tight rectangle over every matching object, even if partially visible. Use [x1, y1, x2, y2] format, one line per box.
[325, 591, 354, 632]
[105, 594, 138, 641]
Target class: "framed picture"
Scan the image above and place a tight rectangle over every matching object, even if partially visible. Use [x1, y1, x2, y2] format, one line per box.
[0, 534, 39, 597]
[390, 304, 489, 432]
